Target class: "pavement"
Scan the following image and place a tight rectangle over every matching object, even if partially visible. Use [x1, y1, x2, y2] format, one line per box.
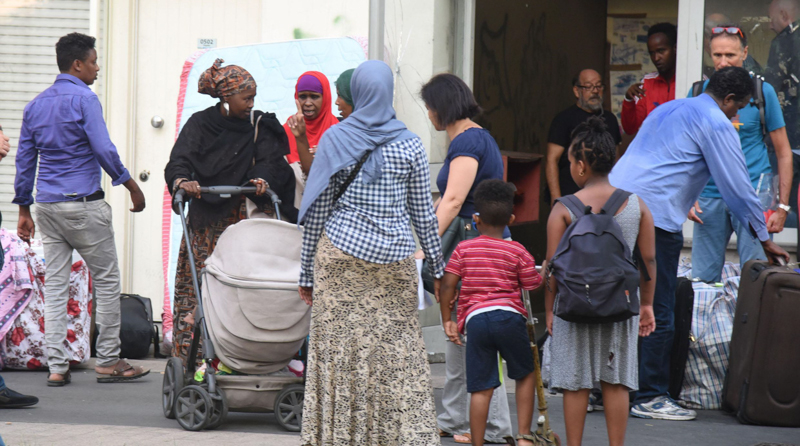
[0, 359, 798, 446]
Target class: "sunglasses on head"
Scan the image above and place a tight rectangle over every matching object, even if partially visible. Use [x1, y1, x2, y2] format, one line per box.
[711, 26, 744, 39]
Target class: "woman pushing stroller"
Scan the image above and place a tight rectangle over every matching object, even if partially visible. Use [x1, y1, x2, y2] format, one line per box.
[165, 59, 297, 365]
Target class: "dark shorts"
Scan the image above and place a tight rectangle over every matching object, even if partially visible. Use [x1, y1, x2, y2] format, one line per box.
[465, 310, 535, 393]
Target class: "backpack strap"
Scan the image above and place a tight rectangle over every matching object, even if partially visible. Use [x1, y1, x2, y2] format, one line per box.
[556, 195, 589, 220]
[600, 189, 632, 215]
[691, 80, 705, 99]
[751, 73, 767, 138]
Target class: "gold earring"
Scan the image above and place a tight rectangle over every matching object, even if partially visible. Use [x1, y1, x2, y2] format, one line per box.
[579, 171, 585, 177]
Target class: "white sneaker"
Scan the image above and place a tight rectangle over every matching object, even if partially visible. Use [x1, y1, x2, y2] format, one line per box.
[630, 396, 697, 421]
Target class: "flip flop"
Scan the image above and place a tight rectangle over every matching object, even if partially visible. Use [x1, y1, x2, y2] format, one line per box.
[454, 433, 472, 444]
[47, 371, 71, 387]
[96, 359, 150, 383]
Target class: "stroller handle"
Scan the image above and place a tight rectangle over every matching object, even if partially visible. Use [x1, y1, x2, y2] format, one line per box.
[172, 185, 282, 217]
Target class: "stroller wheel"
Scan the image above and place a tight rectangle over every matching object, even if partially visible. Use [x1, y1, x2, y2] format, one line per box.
[275, 384, 304, 432]
[162, 357, 185, 419]
[175, 385, 213, 431]
[206, 387, 229, 430]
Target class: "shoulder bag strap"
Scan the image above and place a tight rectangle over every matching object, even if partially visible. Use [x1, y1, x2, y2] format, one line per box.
[252, 114, 263, 143]
[691, 80, 705, 98]
[601, 188, 632, 215]
[752, 74, 767, 138]
[333, 152, 370, 202]
[556, 195, 589, 220]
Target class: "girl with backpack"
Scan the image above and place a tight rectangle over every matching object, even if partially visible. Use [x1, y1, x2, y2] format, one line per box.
[543, 117, 657, 446]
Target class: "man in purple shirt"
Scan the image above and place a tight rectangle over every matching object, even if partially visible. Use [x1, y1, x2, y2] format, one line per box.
[13, 33, 149, 386]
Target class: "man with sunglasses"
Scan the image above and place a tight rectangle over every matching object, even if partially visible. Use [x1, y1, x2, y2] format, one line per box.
[546, 69, 621, 206]
[621, 23, 677, 135]
[687, 26, 793, 284]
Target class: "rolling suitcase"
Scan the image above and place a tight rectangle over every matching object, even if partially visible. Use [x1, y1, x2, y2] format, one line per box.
[722, 260, 800, 426]
[668, 277, 694, 401]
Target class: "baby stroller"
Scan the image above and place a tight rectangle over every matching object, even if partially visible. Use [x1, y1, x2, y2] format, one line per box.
[162, 186, 309, 432]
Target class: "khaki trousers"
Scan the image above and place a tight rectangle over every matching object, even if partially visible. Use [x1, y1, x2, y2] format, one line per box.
[37, 200, 122, 374]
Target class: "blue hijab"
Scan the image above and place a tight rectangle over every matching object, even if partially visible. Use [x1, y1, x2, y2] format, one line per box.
[298, 60, 416, 223]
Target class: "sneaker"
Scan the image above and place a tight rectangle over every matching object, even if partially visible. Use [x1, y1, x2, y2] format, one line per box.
[0, 387, 38, 408]
[589, 392, 604, 412]
[631, 396, 697, 421]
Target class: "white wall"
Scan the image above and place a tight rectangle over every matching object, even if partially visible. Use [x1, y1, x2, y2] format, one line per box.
[385, 0, 454, 166]
[261, 0, 369, 43]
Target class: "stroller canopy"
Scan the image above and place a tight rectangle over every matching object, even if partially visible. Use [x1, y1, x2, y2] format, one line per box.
[202, 218, 309, 375]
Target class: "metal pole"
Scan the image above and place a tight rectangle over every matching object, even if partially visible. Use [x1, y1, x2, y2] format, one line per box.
[368, 0, 385, 60]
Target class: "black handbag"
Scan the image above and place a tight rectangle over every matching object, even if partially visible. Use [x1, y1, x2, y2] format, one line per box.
[421, 216, 479, 294]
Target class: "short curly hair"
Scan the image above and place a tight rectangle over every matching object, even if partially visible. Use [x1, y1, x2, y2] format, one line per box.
[648, 22, 677, 46]
[474, 179, 515, 226]
[569, 116, 616, 175]
[420, 73, 481, 127]
[55, 33, 96, 72]
[707, 66, 754, 102]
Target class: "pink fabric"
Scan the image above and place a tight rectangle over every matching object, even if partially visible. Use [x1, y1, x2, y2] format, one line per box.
[0, 230, 36, 368]
[1, 233, 92, 370]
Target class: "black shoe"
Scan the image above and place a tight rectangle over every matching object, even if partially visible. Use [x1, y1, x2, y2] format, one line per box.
[0, 387, 39, 408]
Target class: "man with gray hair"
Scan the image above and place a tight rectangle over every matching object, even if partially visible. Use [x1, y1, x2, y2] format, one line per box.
[546, 69, 621, 205]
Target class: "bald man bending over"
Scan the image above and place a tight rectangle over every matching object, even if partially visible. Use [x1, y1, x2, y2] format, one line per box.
[546, 69, 621, 205]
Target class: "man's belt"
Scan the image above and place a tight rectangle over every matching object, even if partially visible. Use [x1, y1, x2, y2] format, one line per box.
[74, 191, 105, 202]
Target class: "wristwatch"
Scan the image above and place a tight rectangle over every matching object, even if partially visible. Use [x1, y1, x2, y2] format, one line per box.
[778, 203, 792, 213]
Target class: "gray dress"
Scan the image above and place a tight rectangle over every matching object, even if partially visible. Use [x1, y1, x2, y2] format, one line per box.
[549, 194, 641, 391]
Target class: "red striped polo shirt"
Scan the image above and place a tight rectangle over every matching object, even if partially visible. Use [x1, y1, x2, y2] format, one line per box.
[445, 235, 543, 333]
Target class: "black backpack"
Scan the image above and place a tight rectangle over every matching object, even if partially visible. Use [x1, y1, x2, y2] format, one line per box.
[692, 74, 767, 137]
[549, 189, 641, 324]
[92, 294, 159, 359]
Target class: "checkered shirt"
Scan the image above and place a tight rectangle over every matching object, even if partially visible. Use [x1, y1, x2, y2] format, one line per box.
[299, 137, 445, 287]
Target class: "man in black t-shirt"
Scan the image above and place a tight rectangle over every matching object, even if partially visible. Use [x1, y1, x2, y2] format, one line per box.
[546, 69, 622, 205]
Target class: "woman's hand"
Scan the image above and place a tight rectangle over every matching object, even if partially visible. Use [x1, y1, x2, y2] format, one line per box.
[299, 286, 313, 306]
[287, 99, 307, 138]
[250, 178, 268, 196]
[443, 321, 462, 346]
[179, 180, 201, 199]
[639, 304, 656, 337]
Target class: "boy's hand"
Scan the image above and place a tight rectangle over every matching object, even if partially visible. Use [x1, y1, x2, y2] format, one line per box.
[434, 278, 441, 303]
[443, 321, 462, 346]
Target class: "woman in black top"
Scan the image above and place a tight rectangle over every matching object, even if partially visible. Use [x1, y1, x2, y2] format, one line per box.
[165, 59, 296, 364]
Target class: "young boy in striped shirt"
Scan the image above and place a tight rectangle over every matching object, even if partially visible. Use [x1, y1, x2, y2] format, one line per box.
[439, 179, 543, 446]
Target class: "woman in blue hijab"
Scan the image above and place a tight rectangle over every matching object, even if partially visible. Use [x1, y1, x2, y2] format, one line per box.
[297, 60, 445, 446]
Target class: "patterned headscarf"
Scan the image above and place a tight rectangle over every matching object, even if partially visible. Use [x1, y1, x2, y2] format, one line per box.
[198, 58, 256, 98]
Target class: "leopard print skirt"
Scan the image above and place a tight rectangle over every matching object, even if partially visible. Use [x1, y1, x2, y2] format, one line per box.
[172, 201, 245, 366]
[301, 234, 440, 446]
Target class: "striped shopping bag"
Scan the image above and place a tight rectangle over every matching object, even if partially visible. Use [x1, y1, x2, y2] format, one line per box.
[679, 278, 738, 409]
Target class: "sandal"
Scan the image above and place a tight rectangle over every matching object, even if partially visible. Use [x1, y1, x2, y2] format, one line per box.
[439, 429, 452, 438]
[96, 359, 150, 383]
[454, 433, 472, 444]
[516, 433, 538, 446]
[47, 371, 71, 387]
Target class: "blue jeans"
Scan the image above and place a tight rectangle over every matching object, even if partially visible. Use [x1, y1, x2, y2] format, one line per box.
[0, 374, 5, 391]
[635, 228, 683, 404]
[691, 196, 766, 282]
